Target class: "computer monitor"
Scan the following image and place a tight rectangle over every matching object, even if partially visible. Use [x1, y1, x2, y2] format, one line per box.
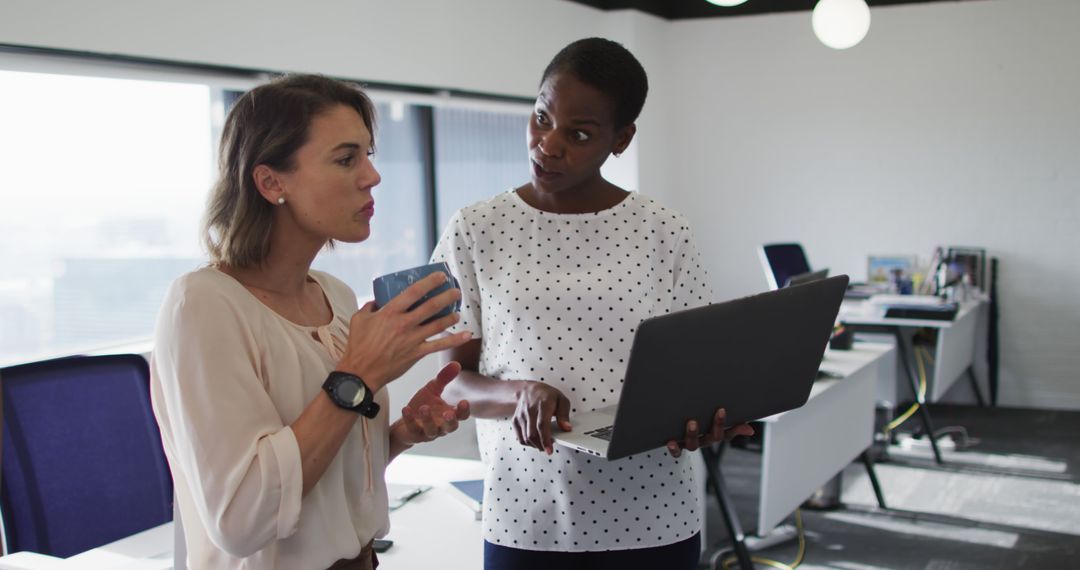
[759, 243, 811, 291]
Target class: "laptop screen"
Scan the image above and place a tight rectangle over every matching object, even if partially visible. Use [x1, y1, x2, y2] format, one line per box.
[763, 243, 811, 291]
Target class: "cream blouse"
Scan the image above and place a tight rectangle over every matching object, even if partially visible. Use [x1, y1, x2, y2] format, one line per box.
[150, 267, 390, 569]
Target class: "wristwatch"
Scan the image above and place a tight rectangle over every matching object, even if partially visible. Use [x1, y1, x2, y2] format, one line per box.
[322, 371, 380, 418]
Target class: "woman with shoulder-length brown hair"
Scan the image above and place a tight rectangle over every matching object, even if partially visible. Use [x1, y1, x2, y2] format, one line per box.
[150, 74, 473, 570]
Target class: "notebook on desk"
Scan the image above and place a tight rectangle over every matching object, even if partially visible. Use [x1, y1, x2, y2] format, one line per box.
[448, 480, 483, 520]
[883, 303, 958, 321]
[870, 294, 958, 321]
[553, 275, 850, 460]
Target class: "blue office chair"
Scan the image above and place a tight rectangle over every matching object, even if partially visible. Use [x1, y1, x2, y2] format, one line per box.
[1, 354, 172, 558]
[759, 242, 812, 291]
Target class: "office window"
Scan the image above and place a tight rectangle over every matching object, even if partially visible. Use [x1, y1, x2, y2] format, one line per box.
[0, 57, 531, 365]
[434, 107, 530, 232]
[0, 69, 214, 364]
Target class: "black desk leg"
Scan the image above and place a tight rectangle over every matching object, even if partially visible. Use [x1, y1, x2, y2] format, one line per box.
[967, 366, 987, 407]
[701, 444, 753, 570]
[860, 450, 887, 509]
[892, 328, 944, 464]
[988, 257, 1000, 407]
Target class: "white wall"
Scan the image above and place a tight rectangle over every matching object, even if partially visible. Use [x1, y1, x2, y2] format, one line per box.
[0, 0, 597, 97]
[598, 10, 674, 203]
[0, 0, 669, 192]
[3, 0, 1076, 410]
[663, 0, 1080, 409]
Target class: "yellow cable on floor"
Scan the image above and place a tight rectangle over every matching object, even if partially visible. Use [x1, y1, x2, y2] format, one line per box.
[721, 510, 805, 570]
[885, 345, 930, 433]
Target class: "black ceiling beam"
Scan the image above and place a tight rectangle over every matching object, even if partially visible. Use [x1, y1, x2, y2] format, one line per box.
[564, 0, 984, 20]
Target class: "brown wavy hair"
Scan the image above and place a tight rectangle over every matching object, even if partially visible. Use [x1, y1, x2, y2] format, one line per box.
[202, 74, 376, 268]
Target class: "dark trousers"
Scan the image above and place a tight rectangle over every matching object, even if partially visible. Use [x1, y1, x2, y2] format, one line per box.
[484, 533, 700, 570]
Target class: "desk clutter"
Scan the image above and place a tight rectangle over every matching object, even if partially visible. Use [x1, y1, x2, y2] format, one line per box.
[760, 240, 1001, 467]
[757, 242, 992, 310]
[840, 295, 952, 324]
[866, 246, 989, 303]
[869, 294, 959, 321]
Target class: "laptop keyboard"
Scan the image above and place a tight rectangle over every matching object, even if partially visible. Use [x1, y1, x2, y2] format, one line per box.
[586, 425, 615, 441]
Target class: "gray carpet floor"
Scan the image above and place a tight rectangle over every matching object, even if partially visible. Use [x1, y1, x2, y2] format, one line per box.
[702, 405, 1080, 569]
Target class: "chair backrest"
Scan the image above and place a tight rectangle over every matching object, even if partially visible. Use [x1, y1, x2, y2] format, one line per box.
[759, 243, 812, 291]
[0, 354, 172, 558]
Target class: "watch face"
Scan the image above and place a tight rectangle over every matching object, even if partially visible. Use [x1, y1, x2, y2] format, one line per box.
[334, 378, 366, 407]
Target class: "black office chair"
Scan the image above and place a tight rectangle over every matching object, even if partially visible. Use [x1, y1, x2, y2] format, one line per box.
[758, 243, 812, 291]
[0, 354, 173, 557]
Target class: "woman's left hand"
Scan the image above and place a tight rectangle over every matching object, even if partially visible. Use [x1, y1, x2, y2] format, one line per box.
[392, 362, 471, 446]
[665, 408, 754, 458]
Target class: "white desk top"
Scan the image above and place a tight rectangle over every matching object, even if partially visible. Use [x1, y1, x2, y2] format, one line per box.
[0, 454, 486, 570]
[0, 553, 65, 570]
[381, 454, 486, 568]
[63, 524, 173, 570]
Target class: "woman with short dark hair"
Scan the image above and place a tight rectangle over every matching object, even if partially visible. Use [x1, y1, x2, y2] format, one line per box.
[432, 38, 753, 569]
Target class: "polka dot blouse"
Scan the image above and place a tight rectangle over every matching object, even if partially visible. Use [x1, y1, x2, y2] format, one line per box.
[430, 190, 714, 552]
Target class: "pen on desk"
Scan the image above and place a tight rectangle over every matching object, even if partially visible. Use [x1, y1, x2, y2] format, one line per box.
[396, 485, 430, 506]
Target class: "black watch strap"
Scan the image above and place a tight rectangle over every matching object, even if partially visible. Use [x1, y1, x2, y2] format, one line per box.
[323, 371, 380, 418]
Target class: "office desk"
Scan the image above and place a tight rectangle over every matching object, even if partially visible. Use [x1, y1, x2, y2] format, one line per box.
[1, 341, 895, 570]
[0, 455, 486, 570]
[757, 343, 894, 535]
[381, 454, 486, 568]
[840, 299, 988, 464]
[703, 342, 894, 570]
[63, 524, 172, 570]
[0, 524, 172, 570]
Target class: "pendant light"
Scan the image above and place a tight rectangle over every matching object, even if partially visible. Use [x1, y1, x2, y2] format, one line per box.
[811, 0, 872, 50]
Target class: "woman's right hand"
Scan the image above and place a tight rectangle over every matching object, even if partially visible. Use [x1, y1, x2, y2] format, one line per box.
[337, 272, 472, 391]
[512, 381, 572, 455]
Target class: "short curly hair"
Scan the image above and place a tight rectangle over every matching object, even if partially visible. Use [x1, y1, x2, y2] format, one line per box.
[541, 37, 648, 129]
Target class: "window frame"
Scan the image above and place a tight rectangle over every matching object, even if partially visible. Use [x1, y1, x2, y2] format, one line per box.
[0, 44, 532, 366]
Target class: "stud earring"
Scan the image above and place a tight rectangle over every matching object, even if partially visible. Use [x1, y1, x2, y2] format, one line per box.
[277, 197, 286, 205]
[614, 152, 622, 158]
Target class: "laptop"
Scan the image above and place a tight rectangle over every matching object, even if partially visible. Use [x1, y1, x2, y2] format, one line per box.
[784, 268, 829, 288]
[553, 274, 849, 460]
